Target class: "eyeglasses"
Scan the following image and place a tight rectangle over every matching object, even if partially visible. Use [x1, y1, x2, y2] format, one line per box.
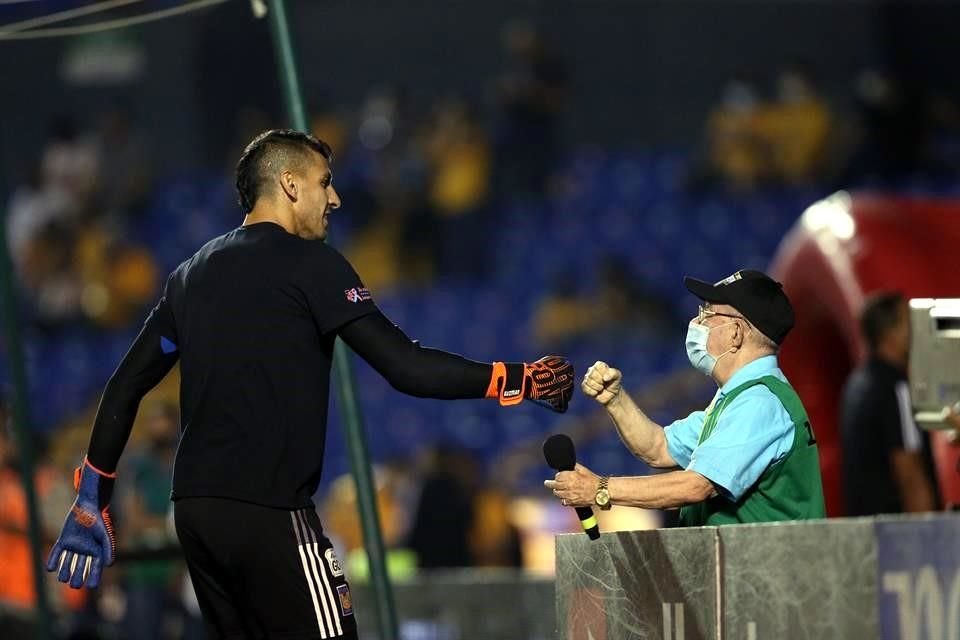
[697, 304, 745, 325]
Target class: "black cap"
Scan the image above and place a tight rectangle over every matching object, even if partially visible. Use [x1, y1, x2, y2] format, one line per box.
[684, 269, 795, 345]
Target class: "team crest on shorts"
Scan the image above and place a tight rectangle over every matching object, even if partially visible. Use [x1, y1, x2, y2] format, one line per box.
[324, 548, 344, 577]
[336, 584, 353, 616]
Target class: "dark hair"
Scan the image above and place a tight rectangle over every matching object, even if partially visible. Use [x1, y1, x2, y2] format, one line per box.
[860, 291, 906, 352]
[235, 129, 333, 215]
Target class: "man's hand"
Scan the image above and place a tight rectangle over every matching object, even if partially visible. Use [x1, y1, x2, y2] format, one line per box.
[487, 356, 574, 413]
[46, 458, 117, 589]
[543, 463, 600, 507]
[582, 361, 622, 406]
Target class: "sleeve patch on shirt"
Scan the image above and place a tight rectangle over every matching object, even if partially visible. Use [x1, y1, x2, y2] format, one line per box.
[160, 336, 178, 354]
[344, 287, 372, 303]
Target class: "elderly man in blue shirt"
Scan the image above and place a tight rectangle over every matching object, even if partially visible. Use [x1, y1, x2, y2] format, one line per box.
[546, 270, 825, 526]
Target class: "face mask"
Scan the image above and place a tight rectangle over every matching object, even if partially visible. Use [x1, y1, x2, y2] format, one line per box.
[686, 320, 736, 376]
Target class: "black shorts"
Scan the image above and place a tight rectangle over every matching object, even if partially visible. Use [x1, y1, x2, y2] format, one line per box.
[174, 497, 358, 639]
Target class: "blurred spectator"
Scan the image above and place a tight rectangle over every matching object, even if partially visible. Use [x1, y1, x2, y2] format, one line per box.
[41, 116, 99, 214]
[99, 242, 161, 325]
[94, 105, 152, 222]
[533, 257, 676, 347]
[840, 292, 941, 515]
[372, 86, 433, 281]
[5, 161, 73, 278]
[426, 99, 491, 218]
[74, 230, 160, 329]
[408, 447, 478, 568]
[759, 65, 833, 184]
[8, 111, 158, 331]
[342, 86, 436, 287]
[423, 98, 492, 278]
[701, 76, 769, 190]
[18, 222, 159, 331]
[469, 488, 523, 568]
[321, 467, 407, 558]
[311, 106, 349, 160]
[596, 257, 677, 336]
[699, 66, 833, 190]
[0, 398, 77, 619]
[118, 402, 181, 640]
[492, 21, 568, 197]
[844, 68, 930, 181]
[360, 85, 424, 200]
[532, 270, 595, 347]
[314, 101, 379, 236]
[0, 400, 36, 614]
[22, 221, 84, 329]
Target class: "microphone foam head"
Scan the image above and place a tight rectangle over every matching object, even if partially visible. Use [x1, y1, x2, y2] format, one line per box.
[543, 434, 576, 471]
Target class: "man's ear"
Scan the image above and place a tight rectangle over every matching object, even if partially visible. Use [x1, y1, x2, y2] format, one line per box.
[731, 321, 744, 352]
[279, 170, 298, 201]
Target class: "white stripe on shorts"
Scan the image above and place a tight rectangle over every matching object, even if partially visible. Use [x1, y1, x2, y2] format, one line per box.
[298, 509, 344, 637]
[296, 511, 336, 636]
[290, 511, 330, 638]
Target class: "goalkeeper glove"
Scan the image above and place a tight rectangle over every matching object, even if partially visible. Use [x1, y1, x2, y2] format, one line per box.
[486, 355, 574, 413]
[46, 457, 117, 589]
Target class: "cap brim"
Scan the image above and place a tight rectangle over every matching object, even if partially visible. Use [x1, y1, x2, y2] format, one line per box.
[683, 276, 729, 303]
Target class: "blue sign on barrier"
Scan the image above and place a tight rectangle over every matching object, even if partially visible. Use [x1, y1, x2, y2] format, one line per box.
[876, 516, 960, 640]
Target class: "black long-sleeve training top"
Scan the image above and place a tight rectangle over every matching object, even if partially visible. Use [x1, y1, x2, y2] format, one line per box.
[86, 222, 491, 508]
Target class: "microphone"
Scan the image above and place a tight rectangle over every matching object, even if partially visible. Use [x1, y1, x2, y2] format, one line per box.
[543, 434, 600, 540]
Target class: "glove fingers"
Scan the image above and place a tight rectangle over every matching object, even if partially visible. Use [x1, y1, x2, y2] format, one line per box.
[88, 556, 103, 589]
[58, 550, 75, 583]
[46, 542, 64, 572]
[69, 555, 89, 588]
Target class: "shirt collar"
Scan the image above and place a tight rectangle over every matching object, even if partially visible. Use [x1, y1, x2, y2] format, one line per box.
[719, 355, 779, 396]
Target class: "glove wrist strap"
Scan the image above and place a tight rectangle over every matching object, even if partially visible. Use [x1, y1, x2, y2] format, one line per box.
[486, 362, 527, 406]
[83, 457, 118, 479]
[75, 457, 117, 491]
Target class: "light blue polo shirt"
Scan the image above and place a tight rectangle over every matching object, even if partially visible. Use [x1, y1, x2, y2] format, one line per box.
[664, 355, 795, 501]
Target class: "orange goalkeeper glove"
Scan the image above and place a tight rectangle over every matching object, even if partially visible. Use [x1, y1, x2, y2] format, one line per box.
[486, 355, 574, 413]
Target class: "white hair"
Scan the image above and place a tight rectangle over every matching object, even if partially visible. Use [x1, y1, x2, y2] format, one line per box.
[747, 322, 778, 353]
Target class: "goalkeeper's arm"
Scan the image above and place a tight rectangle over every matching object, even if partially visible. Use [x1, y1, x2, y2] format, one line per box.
[338, 311, 573, 412]
[87, 295, 180, 473]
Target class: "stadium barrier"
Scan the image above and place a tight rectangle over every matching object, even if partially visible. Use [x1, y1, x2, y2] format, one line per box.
[555, 513, 960, 639]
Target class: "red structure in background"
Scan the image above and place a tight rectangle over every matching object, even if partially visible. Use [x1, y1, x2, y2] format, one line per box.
[771, 193, 960, 516]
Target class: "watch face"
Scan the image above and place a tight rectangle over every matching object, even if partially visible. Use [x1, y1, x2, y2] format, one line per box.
[595, 489, 610, 506]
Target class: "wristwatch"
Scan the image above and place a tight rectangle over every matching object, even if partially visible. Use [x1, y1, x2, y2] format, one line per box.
[595, 476, 612, 510]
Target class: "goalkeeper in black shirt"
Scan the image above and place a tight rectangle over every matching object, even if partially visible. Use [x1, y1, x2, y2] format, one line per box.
[46, 129, 573, 639]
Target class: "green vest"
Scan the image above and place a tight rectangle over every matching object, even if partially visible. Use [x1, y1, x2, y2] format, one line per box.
[679, 375, 826, 527]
